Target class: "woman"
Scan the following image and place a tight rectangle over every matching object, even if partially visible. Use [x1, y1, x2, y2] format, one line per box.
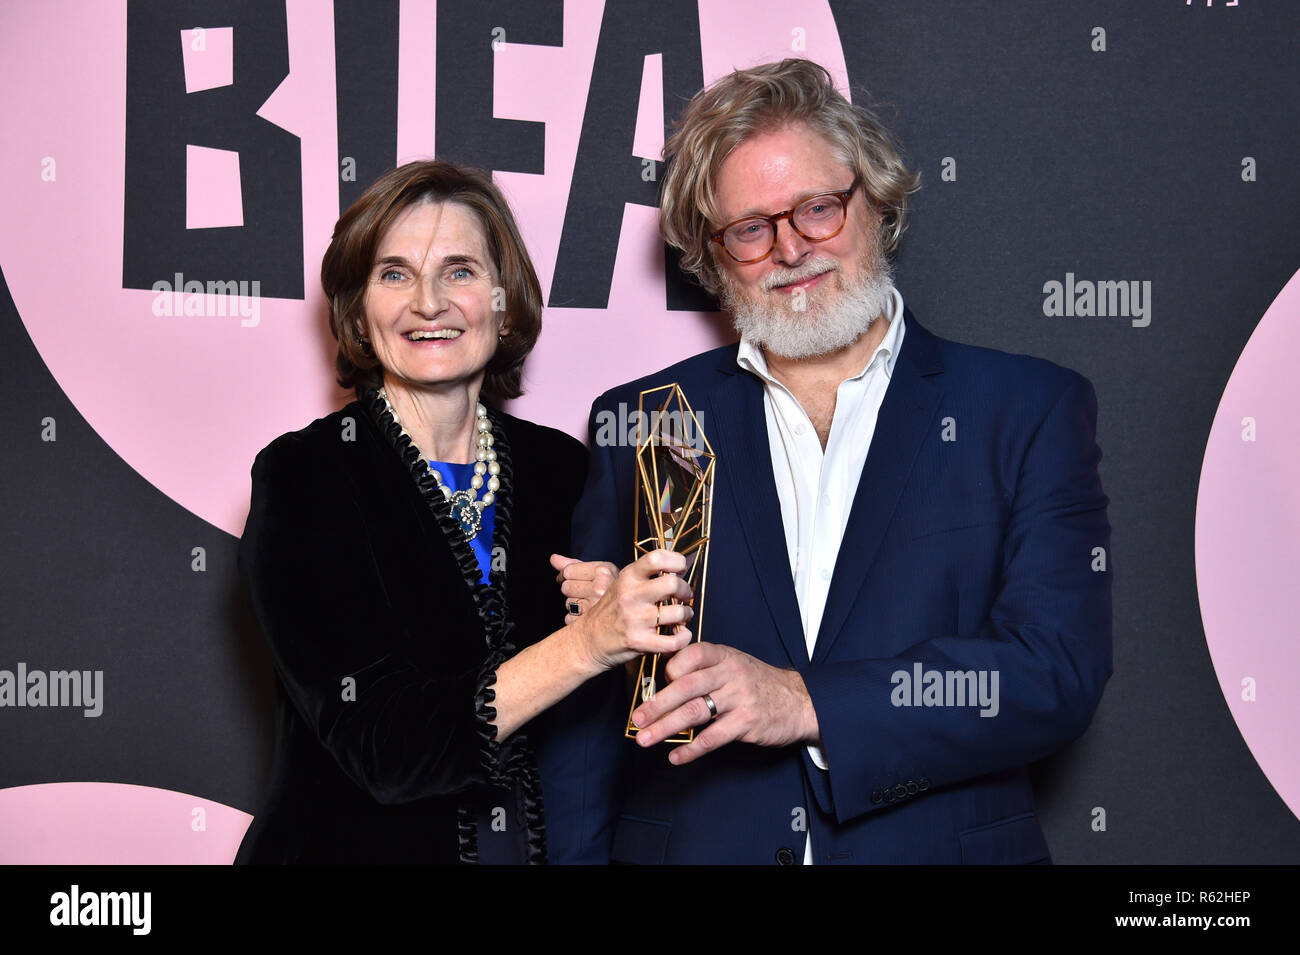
[235, 160, 691, 864]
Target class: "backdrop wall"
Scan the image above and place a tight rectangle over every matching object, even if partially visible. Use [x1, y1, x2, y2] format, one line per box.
[2, 0, 1298, 863]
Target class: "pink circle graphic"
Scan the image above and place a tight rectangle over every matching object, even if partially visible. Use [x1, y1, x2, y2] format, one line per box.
[0, 0, 848, 536]
[1196, 266, 1300, 824]
[0, 782, 251, 864]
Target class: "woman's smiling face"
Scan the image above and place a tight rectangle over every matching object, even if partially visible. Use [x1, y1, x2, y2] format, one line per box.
[362, 200, 503, 395]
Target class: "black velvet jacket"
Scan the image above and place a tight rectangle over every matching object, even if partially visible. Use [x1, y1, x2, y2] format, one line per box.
[235, 389, 587, 864]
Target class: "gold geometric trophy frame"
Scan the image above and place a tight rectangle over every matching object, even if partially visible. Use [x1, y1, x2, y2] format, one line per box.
[624, 383, 715, 743]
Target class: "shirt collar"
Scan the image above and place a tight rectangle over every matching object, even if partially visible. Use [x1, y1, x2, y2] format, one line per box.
[737, 286, 905, 384]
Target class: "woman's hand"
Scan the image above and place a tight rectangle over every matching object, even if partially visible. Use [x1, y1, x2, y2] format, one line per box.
[491, 550, 694, 742]
[550, 554, 618, 623]
[563, 549, 695, 674]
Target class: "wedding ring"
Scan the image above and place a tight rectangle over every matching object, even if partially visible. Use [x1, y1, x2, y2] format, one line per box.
[566, 599, 581, 616]
[703, 694, 718, 720]
[655, 605, 661, 629]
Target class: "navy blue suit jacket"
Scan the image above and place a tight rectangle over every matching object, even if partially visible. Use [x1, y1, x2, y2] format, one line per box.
[534, 308, 1112, 864]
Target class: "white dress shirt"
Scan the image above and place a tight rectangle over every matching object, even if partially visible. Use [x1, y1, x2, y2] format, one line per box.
[735, 286, 906, 864]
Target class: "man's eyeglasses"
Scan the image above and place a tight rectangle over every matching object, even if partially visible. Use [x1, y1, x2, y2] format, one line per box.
[710, 182, 858, 264]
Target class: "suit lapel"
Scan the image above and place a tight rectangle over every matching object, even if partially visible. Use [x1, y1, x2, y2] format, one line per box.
[812, 309, 946, 663]
[707, 369, 810, 667]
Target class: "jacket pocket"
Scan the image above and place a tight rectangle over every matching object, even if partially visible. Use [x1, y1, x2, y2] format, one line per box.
[611, 814, 672, 865]
[958, 812, 1051, 865]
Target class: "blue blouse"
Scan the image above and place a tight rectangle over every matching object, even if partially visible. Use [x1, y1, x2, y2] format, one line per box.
[425, 459, 494, 586]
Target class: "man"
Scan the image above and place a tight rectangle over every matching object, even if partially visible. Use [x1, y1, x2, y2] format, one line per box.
[536, 58, 1111, 864]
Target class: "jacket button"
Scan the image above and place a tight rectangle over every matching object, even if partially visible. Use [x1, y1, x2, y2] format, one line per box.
[892, 783, 908, 800]
[883, 789, 896, 804]
[906, 780, 919, 795]
[775, 847, 796, 865]
[918, 776, 932, 791]
[870, 790, 883, 804]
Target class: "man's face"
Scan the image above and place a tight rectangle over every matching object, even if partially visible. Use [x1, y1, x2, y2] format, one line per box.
[711, 121, 893, 360]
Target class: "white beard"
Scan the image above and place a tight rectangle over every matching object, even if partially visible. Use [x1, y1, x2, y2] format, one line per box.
[721, 253, 895, 361]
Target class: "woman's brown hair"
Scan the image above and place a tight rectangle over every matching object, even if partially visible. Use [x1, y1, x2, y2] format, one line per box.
[322, 160, 543, 401]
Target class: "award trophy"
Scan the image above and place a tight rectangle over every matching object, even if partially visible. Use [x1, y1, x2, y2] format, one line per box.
[624, 383, 715, 743]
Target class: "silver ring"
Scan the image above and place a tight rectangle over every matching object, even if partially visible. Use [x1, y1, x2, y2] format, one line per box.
[566, 599, 581, 616]
[703, 694, 718, 720]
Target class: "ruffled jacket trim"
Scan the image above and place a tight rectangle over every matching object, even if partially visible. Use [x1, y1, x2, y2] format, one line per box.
[362, 387, 547, 865]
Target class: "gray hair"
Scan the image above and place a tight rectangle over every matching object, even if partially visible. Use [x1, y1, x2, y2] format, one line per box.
[659, 58, 921, 296]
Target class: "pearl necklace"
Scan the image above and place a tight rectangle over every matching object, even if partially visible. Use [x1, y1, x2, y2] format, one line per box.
[377, 388, 501, 540]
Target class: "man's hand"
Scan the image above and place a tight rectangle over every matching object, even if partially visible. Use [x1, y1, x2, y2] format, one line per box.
[550, 553, 618, 624]
[629, 642, 820, 765]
